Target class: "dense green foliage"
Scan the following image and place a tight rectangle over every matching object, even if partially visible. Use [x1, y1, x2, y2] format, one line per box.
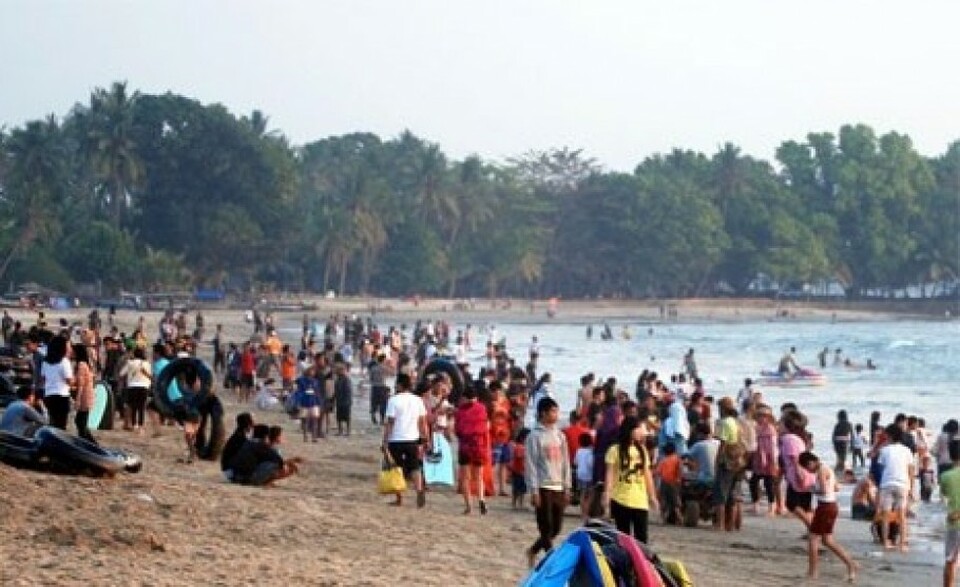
[0, 83, 957, 298]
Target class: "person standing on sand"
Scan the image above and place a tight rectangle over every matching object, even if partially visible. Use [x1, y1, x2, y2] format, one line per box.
[40, 335, 74, 430]
[940, 439, 960, 587]
[455, 387, 490, 515]
[780, 410, 815, 529]
[877, 423, 915, 552]
[333, 361, 353, 436]
[524, 396, 571, 568]
[799, 452, 859, 582]
[72, 344, 97, 444]
[603, 416, 658, 543]
[382, 373, 430, 508]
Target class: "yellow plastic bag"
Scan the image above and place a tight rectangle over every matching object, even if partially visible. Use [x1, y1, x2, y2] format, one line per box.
[378, 465, 407, 494]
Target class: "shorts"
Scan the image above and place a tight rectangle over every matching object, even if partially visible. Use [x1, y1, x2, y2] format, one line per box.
[946, 528, 959, 564]
[491, 443, 511, 465]
[458, 447, 484, 467]
[809, 502, 839, 536]
[712, 466, 742, 507]
[879, 485, 908, 511]
[388, 441, 422, 477]
[512, 473, 527, 496]
[299, 406, 320, 418]
[851, 503, 875, 521]
[576, 478, 594, 495]
[786, 486, 813, 513]
[459, 437, 485, 466]
[241, 374, 255, 387]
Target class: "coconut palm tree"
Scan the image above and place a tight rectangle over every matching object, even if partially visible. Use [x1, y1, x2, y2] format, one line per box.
[88, 81, 143, 228]
[0, 117, 65, 280]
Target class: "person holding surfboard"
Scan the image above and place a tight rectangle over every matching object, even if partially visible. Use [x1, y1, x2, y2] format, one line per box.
[72, 343, 97, 444]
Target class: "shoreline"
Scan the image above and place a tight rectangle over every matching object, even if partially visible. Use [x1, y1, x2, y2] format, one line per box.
[0, 304, 951, 586]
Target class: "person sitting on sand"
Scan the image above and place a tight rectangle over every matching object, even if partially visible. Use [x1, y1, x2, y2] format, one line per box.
[851, 475, 877, 521]
[0, 385, 48, 436]
[799, 451, 859, 582]
[229, 424, 302, 487]
[221, 412, 254, 481]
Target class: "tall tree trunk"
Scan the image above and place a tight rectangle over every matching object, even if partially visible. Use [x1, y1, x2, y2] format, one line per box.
[112, 176, 124, 228]
[322, 256, 332, 293]
[338, 257, 348, 296]
[0, 242, 21, 283]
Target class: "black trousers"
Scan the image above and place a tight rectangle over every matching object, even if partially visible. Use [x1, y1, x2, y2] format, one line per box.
[128, 386, 149, 427]
[749, 474, 776, 505]
[44, 395, 71, 430]
[74, 410, 97, 444]
[610, 499, 649, 544]
[529, 488, 566, 555]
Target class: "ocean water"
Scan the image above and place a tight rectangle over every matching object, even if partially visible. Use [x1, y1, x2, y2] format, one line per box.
[465, 320, 960, 455]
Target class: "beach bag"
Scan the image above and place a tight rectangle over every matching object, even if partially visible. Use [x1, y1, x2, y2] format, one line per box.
[378, 459, 407, 494]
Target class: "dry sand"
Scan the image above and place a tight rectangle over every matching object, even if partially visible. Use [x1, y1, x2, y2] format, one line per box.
[0, 301, 946, 586]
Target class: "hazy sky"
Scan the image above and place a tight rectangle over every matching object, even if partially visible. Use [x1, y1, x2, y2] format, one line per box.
[2, 1, 958, 170]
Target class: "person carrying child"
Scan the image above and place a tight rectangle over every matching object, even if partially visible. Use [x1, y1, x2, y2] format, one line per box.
[799, 451, 858, 583]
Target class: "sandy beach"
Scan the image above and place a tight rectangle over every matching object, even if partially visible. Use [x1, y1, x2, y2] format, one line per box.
[0, 301, 948, 586]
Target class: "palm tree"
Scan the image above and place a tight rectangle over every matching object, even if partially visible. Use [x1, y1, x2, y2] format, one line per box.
[0, 117, 65, 280]
[88, 81, 142, 228]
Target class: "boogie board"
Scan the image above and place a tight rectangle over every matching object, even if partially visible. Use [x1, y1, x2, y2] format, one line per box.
[88, 382, 110, 430]
[424, 432, 455, 486]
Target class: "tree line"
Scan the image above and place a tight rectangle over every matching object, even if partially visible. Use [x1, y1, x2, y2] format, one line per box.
[0, 82, 957, 299]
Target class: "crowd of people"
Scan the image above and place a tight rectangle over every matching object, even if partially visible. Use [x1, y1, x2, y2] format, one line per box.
[1, 309, 958, 585]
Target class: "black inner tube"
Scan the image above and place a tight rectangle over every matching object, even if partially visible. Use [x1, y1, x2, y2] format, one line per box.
[152, 358, 213, 420]
[423, 359, 466, 405]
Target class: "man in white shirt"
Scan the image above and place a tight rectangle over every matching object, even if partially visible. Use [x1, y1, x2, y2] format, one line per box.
[877, 424, 916, 551]
[382, 373, 430, 508]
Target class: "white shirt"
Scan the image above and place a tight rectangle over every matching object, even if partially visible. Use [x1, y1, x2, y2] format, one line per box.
[41, 358, 74, 398]
[385, 392, 426, 443]
[121, 358, 152, 388]
[878, 443, 914, 490]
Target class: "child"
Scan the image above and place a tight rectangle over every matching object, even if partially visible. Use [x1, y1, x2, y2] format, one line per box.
[655, 442, 683, 525]
[799, 451, 858, 583]
[574, 433, 595, 521]
[919, 453, 936, 503]
[851, 423, 867, 469]
[940, 439, 959, 587]
[510, 428, 530, 510]
[295, 367, 322, 442]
